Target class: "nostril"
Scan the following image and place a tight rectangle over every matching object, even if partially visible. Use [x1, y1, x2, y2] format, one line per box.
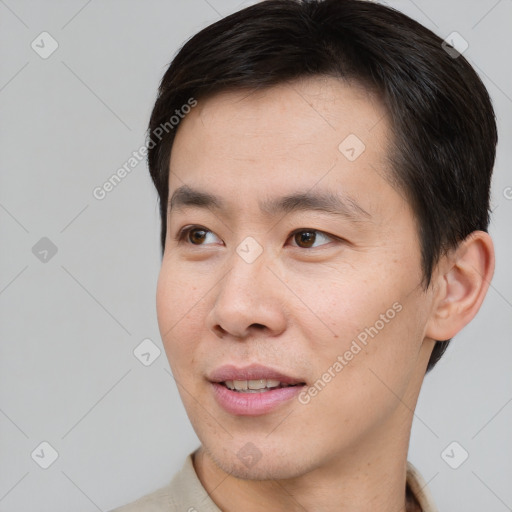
[216, 325, 228, 336]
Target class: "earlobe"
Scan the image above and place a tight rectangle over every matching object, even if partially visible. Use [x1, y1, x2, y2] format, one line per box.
[425, 231, 495, 341]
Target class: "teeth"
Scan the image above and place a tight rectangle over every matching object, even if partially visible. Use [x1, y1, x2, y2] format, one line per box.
[224, 379, 285, 391]
[234, 380, 247, 391]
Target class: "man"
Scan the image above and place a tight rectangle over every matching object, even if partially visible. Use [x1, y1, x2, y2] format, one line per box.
[111, 0, 497, 510]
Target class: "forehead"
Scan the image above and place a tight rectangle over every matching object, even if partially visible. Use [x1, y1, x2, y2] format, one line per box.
[180, 76, 387, 148]
[168, 76, 395, 219]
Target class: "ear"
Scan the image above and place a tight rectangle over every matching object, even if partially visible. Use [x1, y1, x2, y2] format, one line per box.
[425, 231, 495, 341]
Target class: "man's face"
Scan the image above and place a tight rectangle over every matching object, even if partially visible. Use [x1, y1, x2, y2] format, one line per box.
[156, 77, 436, 479]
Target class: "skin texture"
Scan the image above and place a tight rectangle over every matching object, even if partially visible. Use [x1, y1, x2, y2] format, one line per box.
[155, 77, 494, 512]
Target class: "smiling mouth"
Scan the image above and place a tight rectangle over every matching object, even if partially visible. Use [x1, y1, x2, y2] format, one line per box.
[220, 379, 305, 393]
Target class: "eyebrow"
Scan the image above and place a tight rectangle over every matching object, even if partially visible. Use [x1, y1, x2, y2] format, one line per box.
[168, 185, 371, 221]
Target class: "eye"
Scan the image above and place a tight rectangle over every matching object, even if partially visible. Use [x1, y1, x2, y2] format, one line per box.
[175, 225, 221, 245]
[175, 225, 336, 249]
[289, 229, 335, 249]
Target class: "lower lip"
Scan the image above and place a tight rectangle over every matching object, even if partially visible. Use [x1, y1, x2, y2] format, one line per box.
[210, 382, 305, 416]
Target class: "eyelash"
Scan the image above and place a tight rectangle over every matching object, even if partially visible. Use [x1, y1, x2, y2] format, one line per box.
[174, 225, 338, 249]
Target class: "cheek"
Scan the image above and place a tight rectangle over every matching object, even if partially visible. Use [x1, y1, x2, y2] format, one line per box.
[156, 260, 203, 372]
[156, 256, 206, 324]
[289, 261, 407, 353]
[297, 256, 425, 394]
[299, 304, 423, 443]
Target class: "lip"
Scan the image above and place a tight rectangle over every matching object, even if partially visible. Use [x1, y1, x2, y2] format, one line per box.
[210, 382, 305, 416]
[208, 363, 305, 385]
[208, 364, 306, 416]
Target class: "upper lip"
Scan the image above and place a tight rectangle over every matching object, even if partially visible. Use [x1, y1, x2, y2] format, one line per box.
[208, 364, 305, 385]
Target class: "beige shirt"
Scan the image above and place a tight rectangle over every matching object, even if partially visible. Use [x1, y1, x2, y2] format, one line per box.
[110, 451, 438, 512]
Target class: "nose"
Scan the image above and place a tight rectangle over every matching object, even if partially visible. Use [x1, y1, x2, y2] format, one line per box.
[206, 248, 288, 340]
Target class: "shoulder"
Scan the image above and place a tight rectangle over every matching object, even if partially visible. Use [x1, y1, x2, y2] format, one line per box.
[108, 451, 221, 512]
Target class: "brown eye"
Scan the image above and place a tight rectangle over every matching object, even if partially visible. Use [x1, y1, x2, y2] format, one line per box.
[291, 229, 333, 249]
[294, 230, 317, 248]
[175, 225, 223, 246]
[187, 228, 208, 245]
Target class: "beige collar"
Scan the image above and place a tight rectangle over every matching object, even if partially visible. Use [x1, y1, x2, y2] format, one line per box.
[406, 461, 439, 512]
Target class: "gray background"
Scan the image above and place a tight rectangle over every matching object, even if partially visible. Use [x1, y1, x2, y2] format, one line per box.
[0, 0, 511, 510]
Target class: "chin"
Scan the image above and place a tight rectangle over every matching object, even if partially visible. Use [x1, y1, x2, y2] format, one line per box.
[203, 436, 316, 481]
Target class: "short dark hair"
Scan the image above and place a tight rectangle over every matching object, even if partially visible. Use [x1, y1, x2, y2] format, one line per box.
[146, 0, 498, 373]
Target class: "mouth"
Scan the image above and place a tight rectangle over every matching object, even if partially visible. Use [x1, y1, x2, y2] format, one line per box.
[208, 364, 307, 415]
[208, 363, 306, 386]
